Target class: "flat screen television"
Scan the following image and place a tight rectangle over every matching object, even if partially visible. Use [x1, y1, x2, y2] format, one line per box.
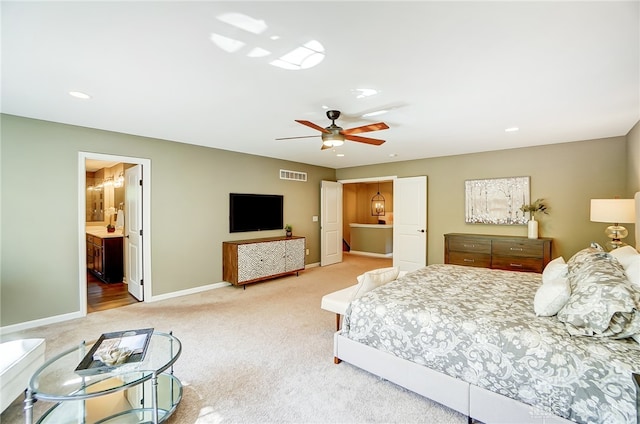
[229, 193, 284, 233]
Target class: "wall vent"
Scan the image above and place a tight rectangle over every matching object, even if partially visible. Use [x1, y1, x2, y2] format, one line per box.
[280, 169, 307, 182]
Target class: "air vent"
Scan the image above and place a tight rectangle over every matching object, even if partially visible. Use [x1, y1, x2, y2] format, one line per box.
[280, 169, 307, 182]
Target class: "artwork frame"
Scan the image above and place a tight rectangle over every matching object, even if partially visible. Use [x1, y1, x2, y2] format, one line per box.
[465, 176, 530, 225]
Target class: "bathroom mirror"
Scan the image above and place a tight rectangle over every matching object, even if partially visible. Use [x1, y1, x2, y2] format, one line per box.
[86, 163, 126, 224]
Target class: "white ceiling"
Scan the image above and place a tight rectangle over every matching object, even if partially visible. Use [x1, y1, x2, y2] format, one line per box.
[2, 1, 639, 169]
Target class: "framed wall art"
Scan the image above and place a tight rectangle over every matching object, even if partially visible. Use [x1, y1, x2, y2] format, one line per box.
[465, 176, 530, 225]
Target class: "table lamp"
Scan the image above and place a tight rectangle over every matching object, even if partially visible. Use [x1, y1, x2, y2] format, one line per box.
[590, 198, 636, 249]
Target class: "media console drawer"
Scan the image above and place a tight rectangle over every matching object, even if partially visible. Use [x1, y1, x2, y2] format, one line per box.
[445, 233, 552, 273]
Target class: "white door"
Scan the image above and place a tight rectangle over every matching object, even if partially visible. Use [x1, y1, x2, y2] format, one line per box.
[321, 180, 343, 266]
[393, 176, 427, 272]
[125, 165, 144, 300]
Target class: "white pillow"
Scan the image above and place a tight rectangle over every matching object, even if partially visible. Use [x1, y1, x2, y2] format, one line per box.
[534, 277, 571, 316]
[610, 246, 640, 286]
[542, 256, 568, 284]
[352, 267, 400, 300]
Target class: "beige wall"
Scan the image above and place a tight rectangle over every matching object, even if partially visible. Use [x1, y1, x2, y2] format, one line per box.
[1, 114, 335, 327]
[337, 136, 635, 265]
[342, 181, 393, 245]
[627, 120, 640, 194]
[2, 112, 638, 329]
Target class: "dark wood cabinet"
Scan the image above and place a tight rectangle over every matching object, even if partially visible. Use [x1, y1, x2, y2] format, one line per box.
[87, 234, 123, 283]
[444, 233, 552, 273]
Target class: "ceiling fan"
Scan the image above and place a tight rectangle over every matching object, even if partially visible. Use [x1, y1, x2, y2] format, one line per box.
[276, 110, 389, 150]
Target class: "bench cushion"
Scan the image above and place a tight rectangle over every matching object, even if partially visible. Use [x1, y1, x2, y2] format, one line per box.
[1, 338, 46, 412]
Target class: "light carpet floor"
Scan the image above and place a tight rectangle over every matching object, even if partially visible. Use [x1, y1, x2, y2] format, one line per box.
[1, 254, 466, 424]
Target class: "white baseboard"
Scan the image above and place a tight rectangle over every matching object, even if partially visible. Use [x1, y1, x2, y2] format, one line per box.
[148, 281, 231, 302]
[348, 250, 393, 258]
[0, 282, 232, 334]
[0, 311, 83, 336]
[305, 262, 320, 268]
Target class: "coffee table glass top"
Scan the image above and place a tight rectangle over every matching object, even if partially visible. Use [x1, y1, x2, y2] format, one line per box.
[29, 331, 181, 401]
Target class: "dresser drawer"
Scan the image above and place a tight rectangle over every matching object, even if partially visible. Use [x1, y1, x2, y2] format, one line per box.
[447, 237, 491, 254]
[491, 256, 545, 273]
[492, 240, 544, 258]
[447, 252, 491, 268]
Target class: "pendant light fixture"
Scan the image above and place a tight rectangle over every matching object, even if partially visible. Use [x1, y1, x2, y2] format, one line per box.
[371, 181, 385, 216]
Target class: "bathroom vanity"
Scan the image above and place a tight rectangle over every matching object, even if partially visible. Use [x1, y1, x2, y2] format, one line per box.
[86, 228, 123, 283]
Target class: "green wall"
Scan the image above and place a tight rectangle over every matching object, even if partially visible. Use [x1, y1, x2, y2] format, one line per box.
[2, 113, 638, 329]
[627, 120, 640, 194]
[337, 135, 637, 265]
[1, 114, 335, 327]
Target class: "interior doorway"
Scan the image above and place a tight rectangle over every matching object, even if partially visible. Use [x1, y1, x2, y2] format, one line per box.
[78, 152, 152, 316]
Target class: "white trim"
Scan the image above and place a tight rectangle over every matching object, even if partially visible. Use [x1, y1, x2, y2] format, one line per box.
[337, 175, 397, 184]
[147, 282, 231, 302]
[348, 250, 393, 258]
[0, 311, 83, 336]
[304, 262, 320, 269]
[78, 152, 152, 310]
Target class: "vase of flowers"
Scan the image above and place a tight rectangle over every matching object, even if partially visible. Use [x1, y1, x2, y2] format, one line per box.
[284, 225, 292, 237]
[520, 198, 548, 239]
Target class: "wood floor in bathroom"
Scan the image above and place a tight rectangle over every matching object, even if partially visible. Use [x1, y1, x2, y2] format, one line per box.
[87, 272, 138, 313]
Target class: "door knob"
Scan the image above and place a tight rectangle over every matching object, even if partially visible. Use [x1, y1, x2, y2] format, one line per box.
[418, 229, 425, 233]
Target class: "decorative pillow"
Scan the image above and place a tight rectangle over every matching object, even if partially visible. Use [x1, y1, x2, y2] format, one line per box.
[542, 256, 568, 284]
[557, 247, 640, 338]
[352, 266, 400, 300]
[610, 245, 640, 287]
[534, 277, 571, 316]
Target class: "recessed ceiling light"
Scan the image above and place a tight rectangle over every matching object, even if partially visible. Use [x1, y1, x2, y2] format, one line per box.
[505, 127, 519, 132]
[336, 153, 345, 157]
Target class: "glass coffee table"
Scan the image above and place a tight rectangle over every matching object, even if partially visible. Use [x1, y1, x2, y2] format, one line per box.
[25, 331, 182, 424]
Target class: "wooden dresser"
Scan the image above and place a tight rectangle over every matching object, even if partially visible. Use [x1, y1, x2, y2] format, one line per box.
[444, 233, 552, 273]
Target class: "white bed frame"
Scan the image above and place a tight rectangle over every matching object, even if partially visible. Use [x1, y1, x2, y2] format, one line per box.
[334, 332, 575, 424]
[333, 192, 640, 424]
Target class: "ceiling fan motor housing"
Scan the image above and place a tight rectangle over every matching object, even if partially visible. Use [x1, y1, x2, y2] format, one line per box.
[326, 110, 341, 121]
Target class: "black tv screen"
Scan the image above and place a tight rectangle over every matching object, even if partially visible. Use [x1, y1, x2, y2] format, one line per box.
[229, 193, 284, 233]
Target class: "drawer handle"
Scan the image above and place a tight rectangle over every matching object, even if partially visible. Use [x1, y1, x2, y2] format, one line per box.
[510, 247, 523, 251]
[463, 258, 475, 263]
[463, 244, 476, 248]
[510, 263, 523, 267]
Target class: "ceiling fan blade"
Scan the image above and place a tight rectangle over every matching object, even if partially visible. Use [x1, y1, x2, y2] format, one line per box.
[345, 134, 386, 146]
[342, 122, 389, 135]
[275, 135, 320, 140]
[320, 144, 332, 150]
[295, 120, 330, 133]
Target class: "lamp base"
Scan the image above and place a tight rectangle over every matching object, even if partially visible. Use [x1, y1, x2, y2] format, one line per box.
[605, 224, 628, 250]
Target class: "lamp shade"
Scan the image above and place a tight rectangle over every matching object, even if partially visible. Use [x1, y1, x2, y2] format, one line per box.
[590, 199, 636, 223]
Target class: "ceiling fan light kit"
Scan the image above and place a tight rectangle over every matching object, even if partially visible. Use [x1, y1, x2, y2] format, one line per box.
[278, 109, 389, 150]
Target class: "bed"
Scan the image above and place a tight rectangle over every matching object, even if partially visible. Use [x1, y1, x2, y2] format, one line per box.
[334, 193, 640, 424]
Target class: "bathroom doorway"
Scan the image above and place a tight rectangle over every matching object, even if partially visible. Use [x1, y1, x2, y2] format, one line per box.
[78, 152, 152, 315]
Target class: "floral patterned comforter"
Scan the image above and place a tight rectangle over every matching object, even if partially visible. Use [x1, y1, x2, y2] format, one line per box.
[343, 264, 640, 424]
